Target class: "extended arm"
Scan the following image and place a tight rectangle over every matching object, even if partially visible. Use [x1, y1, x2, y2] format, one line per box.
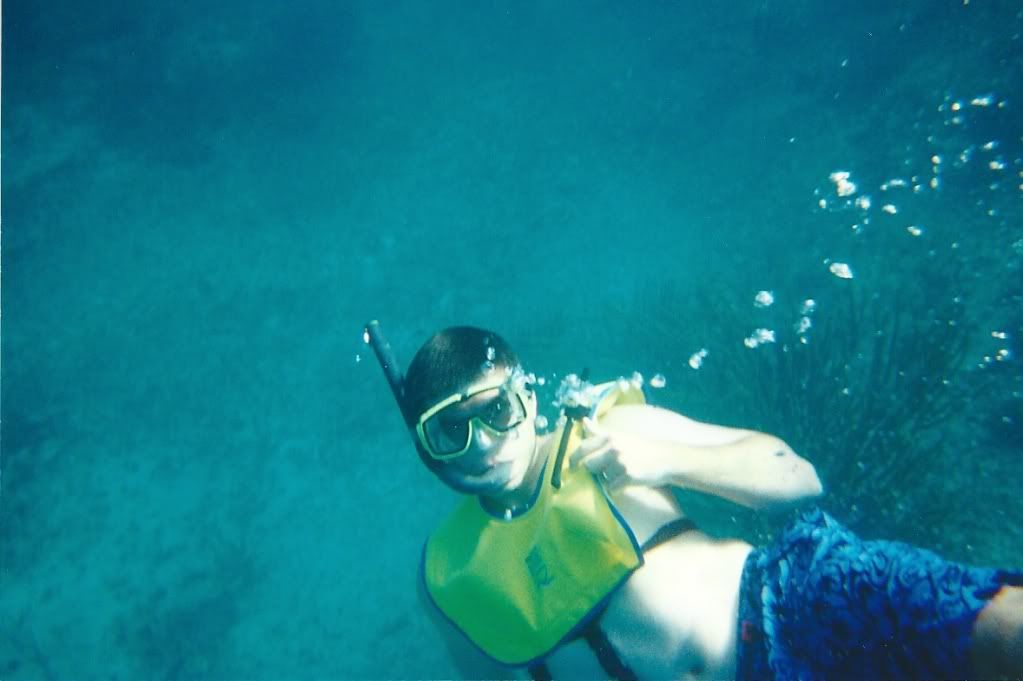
[572, 404, 823, 511]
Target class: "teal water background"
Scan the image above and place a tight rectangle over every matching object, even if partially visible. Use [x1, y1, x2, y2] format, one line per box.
[3, 2, 1021, 678]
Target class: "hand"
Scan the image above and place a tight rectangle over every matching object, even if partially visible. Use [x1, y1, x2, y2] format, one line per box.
[569, 417, 669, 490]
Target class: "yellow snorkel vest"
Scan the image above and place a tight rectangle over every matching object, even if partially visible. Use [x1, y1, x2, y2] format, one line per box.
[422, 381, 646, 667]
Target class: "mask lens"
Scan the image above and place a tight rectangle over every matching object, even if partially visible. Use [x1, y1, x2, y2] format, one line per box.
[422, 413, 472, 458]
[478, 390, 526, 430]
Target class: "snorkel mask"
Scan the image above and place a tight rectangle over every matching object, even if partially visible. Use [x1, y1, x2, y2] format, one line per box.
[414, 371, 531, 460]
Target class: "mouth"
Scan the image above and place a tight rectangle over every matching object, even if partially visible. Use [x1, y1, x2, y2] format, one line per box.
[450, 435, 533, 479]
[468, 457, 512, 477]
[453, 446, 516, 473]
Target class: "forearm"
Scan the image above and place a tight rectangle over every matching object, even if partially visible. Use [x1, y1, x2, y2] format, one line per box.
[656, 432, 824, 510]
[592, 404, 824, 510]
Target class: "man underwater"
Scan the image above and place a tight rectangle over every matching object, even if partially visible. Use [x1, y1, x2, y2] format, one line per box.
[367, 322, 1023, 680]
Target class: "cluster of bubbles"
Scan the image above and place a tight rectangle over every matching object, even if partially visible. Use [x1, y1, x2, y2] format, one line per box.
[688, 347, 709, 370]
[741, 293, 817, 350]
[815, 91, 1019, 239]
[815, 90, 1018, 369]
[527, 370, 667, 434]
[816, 90, 1016, 225]
[675, 88, 1019, 378]
[481, 336, 671, 434]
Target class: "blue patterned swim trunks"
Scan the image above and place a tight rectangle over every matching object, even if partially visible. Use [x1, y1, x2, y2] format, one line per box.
[736, 508, 1022, 680]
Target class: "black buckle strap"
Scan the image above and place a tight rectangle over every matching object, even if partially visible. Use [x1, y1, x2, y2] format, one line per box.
[528, 662, 552, 681]
[582, 619, 638, 681]
[640, 517, 699, 553]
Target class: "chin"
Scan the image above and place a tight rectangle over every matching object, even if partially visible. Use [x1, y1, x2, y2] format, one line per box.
[501, 451, 533, 490]
[438, 429, 539, 496]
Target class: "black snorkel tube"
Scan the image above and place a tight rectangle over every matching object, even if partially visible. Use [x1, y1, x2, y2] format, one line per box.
[364, 319, 412, 427]
[366, 320, 448, 469]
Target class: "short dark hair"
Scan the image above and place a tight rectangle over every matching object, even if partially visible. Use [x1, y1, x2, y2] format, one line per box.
[402, 326, 521, 428]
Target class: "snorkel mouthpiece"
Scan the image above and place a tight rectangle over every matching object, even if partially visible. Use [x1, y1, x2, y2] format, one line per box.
[550, 369, 591, 489]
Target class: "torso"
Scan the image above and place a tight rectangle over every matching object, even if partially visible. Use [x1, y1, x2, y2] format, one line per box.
[542, 484, 752, 680]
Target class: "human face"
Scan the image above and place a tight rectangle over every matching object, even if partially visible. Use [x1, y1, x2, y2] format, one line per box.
[429, 374, 540, 497]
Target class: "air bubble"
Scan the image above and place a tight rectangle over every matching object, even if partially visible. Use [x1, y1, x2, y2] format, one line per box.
[754, 290, 775, 308]
[744, 328, 776, 349]
[829, 262, 854, 279]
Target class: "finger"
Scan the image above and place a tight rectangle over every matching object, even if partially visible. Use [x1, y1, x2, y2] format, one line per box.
[581, 417, 606, 438]
[579, 446, 618, 475]
[604, 471, 628, 491]
[570, 440, 609, 469]
[569, 434, 610, 467]
[598, 460, 628, 490]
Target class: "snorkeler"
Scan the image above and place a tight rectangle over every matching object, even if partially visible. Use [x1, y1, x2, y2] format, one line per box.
[366, 321, 1023, 680]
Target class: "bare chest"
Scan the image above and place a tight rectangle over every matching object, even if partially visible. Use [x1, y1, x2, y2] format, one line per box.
[549, 487, 752, 680]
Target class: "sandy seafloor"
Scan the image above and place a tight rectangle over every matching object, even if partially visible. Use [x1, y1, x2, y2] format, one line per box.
[2, 1, 1022, 678]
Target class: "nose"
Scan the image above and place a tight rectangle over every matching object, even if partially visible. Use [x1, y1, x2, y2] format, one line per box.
[474, 426, 494, 449]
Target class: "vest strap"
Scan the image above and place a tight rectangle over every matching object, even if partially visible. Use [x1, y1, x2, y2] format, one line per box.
[582, 618, 637, 681]
[528, 662, 552, 681]
[578, 517, 697, 680]
[640, 516, 698, 552]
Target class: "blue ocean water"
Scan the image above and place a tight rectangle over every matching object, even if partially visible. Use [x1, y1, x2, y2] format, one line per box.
[2, 1, 1020, 678]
